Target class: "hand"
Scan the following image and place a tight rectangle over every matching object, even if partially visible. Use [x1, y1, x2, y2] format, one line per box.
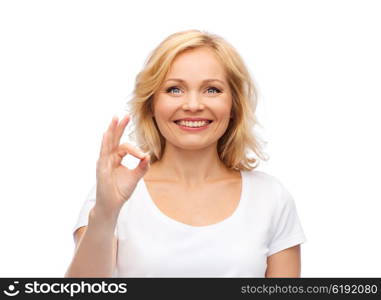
[95, 114, 150, 217]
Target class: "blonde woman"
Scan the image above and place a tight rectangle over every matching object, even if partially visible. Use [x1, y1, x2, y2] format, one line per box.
[65, 30, 307, 278]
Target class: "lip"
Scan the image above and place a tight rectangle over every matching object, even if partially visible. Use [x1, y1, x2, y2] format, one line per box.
[174, 120, 212, 132]
[174, 118, 213, 122]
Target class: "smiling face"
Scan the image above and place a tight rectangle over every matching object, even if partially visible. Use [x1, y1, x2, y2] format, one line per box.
[152, 47, 233, 150]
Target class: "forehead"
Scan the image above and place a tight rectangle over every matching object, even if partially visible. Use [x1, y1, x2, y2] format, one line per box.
[166, 47, 226, 80]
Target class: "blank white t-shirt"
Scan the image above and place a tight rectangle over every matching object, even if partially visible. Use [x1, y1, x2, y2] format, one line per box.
[72, 169, 307, 277]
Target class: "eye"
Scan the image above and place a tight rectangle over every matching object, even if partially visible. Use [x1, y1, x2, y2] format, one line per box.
[166, 86, 222, 95]
[206, 87, 222, 94]
[166, 86, 182, 94]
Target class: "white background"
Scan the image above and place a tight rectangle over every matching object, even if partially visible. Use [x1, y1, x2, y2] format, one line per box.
[0, 0, 380, 277]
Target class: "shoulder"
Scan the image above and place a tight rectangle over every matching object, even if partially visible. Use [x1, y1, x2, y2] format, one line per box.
[243, 169, 293, 210]
[244, 169, 285, 194]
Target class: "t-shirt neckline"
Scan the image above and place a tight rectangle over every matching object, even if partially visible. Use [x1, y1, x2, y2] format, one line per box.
[140, 170, 246, 231]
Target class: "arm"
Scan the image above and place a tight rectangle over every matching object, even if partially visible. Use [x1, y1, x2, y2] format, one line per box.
[265, 245, 301, 277]
[64, 206, 118, 277]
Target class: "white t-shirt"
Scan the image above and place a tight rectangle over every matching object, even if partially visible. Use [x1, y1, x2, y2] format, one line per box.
[72, 169, 307, 277]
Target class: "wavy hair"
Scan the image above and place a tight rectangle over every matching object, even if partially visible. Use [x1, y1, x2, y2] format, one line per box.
[125, 29, 269, 171]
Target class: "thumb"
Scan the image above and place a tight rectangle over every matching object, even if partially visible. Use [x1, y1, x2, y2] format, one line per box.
[133, 154, 150, 178]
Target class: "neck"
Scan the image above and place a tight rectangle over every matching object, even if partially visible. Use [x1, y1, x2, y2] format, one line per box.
[147, 143, 234, 188]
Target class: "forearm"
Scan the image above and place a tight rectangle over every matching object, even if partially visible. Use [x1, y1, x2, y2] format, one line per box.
[65, 206, 119, 277]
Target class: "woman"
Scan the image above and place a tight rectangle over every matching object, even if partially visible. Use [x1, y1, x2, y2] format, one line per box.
[65, 29, 307, 278]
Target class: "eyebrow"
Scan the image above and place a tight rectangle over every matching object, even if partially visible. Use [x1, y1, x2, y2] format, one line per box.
[165, 78, 226, 85]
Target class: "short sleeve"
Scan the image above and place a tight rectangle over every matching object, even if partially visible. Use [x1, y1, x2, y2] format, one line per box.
[72, 184, 118, 240]
[267, 183, 307, 257]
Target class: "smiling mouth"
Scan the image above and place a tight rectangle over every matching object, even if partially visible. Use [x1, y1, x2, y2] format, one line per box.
[173, 120, 213, 123]
[173, 120, 213, 129]
[173, 120, 213, 125]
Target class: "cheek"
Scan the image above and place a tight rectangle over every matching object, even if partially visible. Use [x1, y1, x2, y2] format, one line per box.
[210, 93, 232, 109]
[212, 102, 232, 119]
[154, 99, 176, 120]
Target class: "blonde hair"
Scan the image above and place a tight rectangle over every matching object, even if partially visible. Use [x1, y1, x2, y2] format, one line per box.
[125, 29, 269, 171]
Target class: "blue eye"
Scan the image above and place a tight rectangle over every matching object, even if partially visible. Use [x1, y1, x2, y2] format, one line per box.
[166, 86, 222, 95]
[207, 87, 221, 94]
[166, 86, 182, 94]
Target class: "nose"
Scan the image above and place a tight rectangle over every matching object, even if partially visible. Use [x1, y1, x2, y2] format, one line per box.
[182, 91, 205, 111]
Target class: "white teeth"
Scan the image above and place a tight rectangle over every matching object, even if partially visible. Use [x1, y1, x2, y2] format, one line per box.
[177, 120, 210, 127]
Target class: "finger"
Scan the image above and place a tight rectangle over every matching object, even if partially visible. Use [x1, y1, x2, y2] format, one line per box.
[114, 114, 130, 147]
[100, 116, 118, 156]
[116, 142, 146, 160]
[107, 115, 118, 143]
[100, 132, 108, 157]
